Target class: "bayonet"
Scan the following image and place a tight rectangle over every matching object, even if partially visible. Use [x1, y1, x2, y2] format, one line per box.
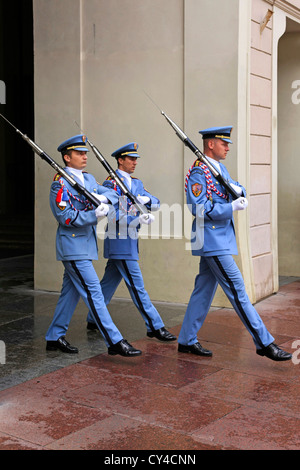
[144, 95, 239, 200]
[0, 113, 102, 208]
[74, 121, 149, 216]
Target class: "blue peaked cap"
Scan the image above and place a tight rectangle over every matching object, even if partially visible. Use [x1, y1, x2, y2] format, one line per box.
[57, 134, 89, 153]
[111, 142, 140, 158]
[199, 126, 233, 144]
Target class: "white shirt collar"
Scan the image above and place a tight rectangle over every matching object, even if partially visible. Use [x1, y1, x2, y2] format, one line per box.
[68, 167, 85, 187]
[205, 156, 221, 175]
[117, 169, 132, 189]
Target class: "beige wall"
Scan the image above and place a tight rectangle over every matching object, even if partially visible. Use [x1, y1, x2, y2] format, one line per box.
[33, 0, 242, 306]
[250, 0, 274, 300]
[278, 30, 300, 275]
[34, 0, 82, 290]
[33, 0, 196, 304]
[33, 0, 300, 306]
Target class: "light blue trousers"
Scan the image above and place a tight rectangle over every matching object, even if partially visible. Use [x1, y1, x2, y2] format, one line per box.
[45, 260, 123, 347]
[87, 259, 164, 332]
[178, 255, 274, 349]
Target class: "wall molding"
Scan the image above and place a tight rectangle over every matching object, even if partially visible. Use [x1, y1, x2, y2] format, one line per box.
[264, 0, 300, 20]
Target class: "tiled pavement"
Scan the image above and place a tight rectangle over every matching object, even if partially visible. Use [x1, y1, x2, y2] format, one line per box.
[0, 255, 299, 451]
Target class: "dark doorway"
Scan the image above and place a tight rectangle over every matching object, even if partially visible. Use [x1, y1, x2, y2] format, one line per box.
[0, 0, 34, 259]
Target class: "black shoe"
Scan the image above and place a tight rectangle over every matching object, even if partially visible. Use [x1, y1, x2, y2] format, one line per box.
[108, 339, 142, 357]
[147, 327, 177, 342]
[178, 342, 213, 357]
[46, 336, 79, 354]
[256, 343, 292, 361]
[87, 322, 98, 331]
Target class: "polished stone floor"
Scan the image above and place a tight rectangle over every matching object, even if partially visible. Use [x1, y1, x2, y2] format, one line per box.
[0, 255, 187, 390]
[0, 255, 299, 450]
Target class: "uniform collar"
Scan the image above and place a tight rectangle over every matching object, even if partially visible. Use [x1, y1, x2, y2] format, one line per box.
[205, 156, 221, 175]
[67, 167, 85, 187]
[117, 169, 132, 189]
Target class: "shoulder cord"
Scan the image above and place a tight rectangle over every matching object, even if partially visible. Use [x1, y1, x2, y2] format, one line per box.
[185, 159, 228, 201]
[58, 179, 93, 212]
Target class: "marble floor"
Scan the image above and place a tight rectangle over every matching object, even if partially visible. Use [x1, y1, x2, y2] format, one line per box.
[0, 255, 299, 450]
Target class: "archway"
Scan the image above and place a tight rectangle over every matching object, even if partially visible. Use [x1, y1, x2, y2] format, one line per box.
[277, 17, 300, 281]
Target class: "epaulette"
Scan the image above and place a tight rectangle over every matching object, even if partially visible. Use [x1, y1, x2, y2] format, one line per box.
[53, 173, 61, 182]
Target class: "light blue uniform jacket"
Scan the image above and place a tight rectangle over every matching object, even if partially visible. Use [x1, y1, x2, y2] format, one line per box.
[186, 162, 245, 257]
[103, 170, 160, 260]
[49, 169, 118, 261]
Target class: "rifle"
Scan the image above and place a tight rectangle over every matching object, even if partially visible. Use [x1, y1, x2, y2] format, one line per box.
[74, 122, 149, 216]
[0, 113, 103, 208]
[145, 93, 240, 200]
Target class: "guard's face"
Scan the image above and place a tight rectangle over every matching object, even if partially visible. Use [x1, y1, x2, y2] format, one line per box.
[65, 150, 88, 170]
[118, 156, 138, 174]
[211, 139, 230, 161]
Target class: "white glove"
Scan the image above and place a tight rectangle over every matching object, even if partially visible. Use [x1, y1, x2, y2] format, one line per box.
[137, 195, 150, 205]
[93, 194, 109, 204]
[139, 213, 155, 225]
[95, 203, 109, 218]
[232, 197, 248, 211]
[230, 183, 243, 196]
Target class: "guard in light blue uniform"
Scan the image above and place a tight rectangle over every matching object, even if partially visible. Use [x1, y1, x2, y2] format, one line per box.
[178, 127, 292, 361]
[87, 142, 176, 342]
[45, 135, 142, 357]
